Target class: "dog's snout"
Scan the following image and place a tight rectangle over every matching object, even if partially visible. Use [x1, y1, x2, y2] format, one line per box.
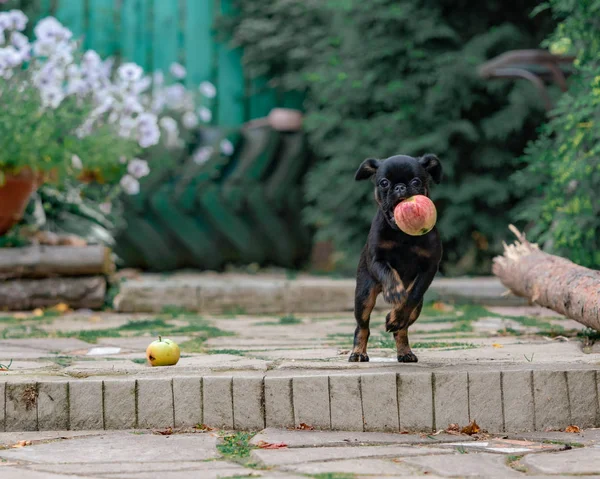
[394, 184, 406, 194]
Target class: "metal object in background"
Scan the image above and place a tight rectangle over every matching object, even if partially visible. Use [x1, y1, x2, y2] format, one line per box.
[115, 110, 312, 271]
[478, 49, 575, 111]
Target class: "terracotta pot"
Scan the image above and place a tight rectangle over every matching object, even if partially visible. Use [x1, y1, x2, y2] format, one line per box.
[0, 169, 38, 236]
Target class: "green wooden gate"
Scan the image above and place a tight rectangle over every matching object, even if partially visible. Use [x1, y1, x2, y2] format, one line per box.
[25, 0, 312, 270]
[35, 0, 302, 126]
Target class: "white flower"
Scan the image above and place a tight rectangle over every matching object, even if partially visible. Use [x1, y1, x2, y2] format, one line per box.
[11, 31, 28, 50]
[138, 127, 160, 148]
[137, 112, 158, 129]
[67, 78, 87, 95]
[193, 146, 213, 165]
[120, 174, 140, 195]
[153, 70, 164, 86]
[122, 95, 143, 115]
[99, 202, 112, 214]
[164, 83, 186, 108]
[198, 106, 212, 123]
[220, 139, 234, 156]
[127, 158, 150, 179]
[118, 62, 143, 82]
[169, 62, 186, 79]
[118, 116, 136, 137]
[82, 50, 102, 67]
[0, 30, 5, 46]
[40, 86, 65, 109]
[199, 81, 216, 98]
[132, 76, 151, 94]
[0, 45, 22, 68]
[0, 13, 11, 31]
[159, 116, 178, 132]
[71, 154, 83, 169]
[8, 10, 28, 31]
[182, 111, 198, 129]
[34, 17, 71, 43]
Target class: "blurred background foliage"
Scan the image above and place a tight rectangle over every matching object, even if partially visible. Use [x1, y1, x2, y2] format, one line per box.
[5, 0, 600, 275]
[513, 0, 600, 269]
[219, 0, 554, 275]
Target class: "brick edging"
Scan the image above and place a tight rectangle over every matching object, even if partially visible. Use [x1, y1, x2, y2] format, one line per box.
[1, 369, 595, 433]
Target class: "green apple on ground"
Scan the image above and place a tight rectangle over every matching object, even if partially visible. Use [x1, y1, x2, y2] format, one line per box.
[146, 336, 181, 366]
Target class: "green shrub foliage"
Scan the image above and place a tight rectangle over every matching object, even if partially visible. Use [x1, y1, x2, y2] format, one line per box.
[513, 0, 600, 268]
[220, 0, 552, 274]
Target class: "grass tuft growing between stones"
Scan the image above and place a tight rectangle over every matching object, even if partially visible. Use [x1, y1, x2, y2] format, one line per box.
[217, 431, 256, 460]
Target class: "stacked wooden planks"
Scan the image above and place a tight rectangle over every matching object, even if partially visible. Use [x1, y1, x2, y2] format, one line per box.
[0, 245, 113, 310]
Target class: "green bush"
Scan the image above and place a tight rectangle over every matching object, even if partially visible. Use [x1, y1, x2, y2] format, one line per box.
[513, 0, 600, 268]
[219, 0, 552, 274]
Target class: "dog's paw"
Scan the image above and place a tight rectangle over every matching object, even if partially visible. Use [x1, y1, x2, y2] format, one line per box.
[397, 352, 418, 363]
[349, 352, 369, 362]
[382, 284, 407, 306]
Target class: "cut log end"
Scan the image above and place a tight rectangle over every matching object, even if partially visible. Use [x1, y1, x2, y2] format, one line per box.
[493, 225, 600, 330]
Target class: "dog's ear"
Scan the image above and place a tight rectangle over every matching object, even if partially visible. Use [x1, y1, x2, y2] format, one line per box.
[419, 154, 442, 184]
[355, 158, 381, 181]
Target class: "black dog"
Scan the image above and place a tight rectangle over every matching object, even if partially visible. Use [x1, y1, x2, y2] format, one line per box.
[349, 154, 442, 363]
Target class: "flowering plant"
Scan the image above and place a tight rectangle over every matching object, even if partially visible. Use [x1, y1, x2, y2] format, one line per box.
[0, 11, 160, 193]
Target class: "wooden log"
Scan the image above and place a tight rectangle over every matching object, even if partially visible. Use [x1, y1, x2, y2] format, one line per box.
[493, 225, 600, 330]
[0, 245, 114, 280]
[0, 276, 106, 310]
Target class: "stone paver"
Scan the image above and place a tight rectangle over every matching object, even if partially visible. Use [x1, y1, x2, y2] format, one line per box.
[250, 427, 473, 447]
[37, 381, 69, 431]
[329, 374, 363, 431]
[405, 452, 523, 477]
[104, 380, 136, 430]
[264, 377, 294, 428]
[252, 444, 452, 466]
[533, 370, 570, 431]
[0, 433, 219, 463]
[361, 372, 399, 432]
[434, 371, 469, 429]
[523, 447, 600, 475]
[282, 458, 425, 476]
[203, 376, 234, 429]
[0, 428, 599, 477]
[292, 375, 330, 429]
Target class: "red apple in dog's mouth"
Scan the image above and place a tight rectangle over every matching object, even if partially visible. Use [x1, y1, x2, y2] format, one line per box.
[393, 195, 437, 236]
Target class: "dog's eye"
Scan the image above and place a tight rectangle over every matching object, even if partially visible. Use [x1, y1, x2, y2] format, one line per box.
[379, 179, 390, 188]
[410, 178, 422, 188]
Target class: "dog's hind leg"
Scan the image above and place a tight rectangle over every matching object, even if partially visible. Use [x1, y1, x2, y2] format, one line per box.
[392, 300, 423, 363]
[349, 267, 381, 363]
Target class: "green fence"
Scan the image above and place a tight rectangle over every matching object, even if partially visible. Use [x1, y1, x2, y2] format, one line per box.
[37, 0, 301, 126]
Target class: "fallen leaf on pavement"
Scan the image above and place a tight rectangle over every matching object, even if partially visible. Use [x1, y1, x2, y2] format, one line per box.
[565, 425, 581, 433]
[461, 420, 481, 435]
[295, 423, 314, 430]
[154, 427, 173, 435]
[32, 308, 44, 317]
[12, 313, 27, 320]
[11, 440, 32, 448]
[256, 441, 287, 449]
[51, 303, 70, 314]
[445, 423, 461, 435]
[432, 302, 453, 311]
[195, 424, 215, 432]
[492, 343, 504, 348]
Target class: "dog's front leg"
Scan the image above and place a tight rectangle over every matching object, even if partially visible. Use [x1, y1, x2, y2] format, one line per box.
[390, 264, 438, 331]
[370, 260, 408, 306]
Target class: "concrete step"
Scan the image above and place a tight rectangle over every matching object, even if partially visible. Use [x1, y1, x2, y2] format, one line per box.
[1, 366, 594, 434]
[114, 274, 525, 314]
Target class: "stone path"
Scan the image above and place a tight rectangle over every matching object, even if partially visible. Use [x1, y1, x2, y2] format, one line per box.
[1, 303, 599, 433]
[0, 427, 599, 478]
